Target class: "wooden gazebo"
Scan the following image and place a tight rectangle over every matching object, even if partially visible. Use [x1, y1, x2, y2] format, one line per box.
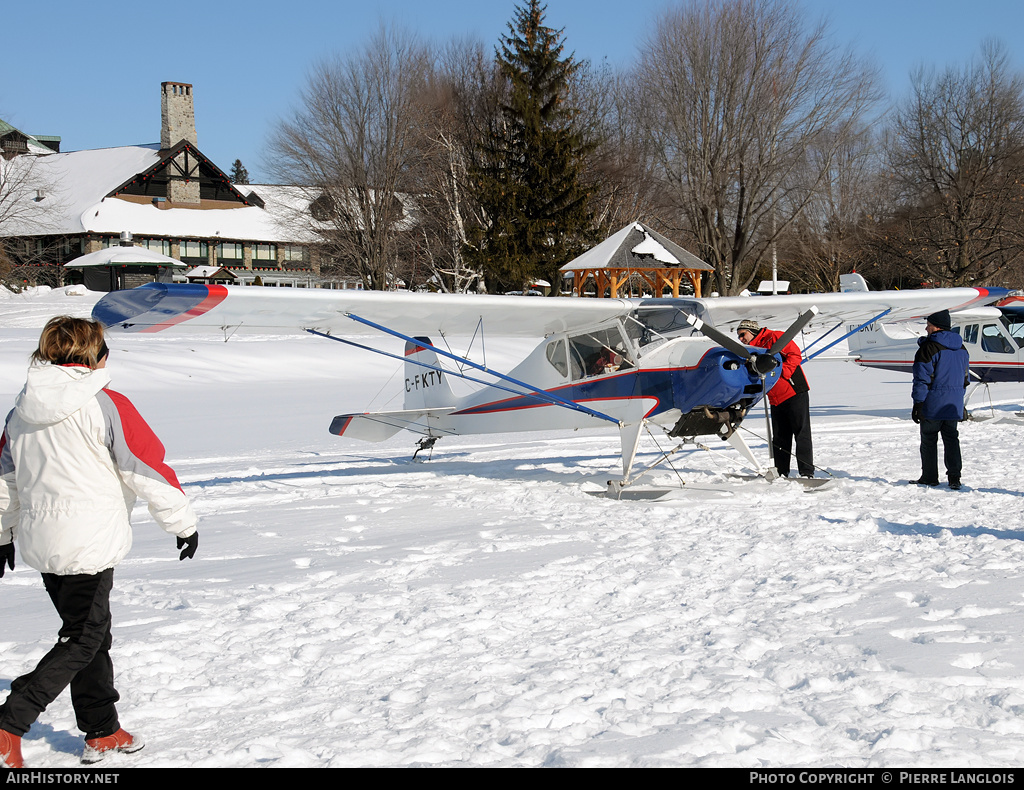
[561, 221, 713, 298]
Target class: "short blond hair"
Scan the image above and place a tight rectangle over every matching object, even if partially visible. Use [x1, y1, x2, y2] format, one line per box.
[32, 316, 107, 369]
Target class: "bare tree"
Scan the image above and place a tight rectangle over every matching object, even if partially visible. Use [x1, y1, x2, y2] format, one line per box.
[782, 126, 880, 292]
[403, 38, 495, 293]
[269, 26, 429, 290]
[635, 0, 879, 294]
[0, 153, 61, 290]
[575, 65, 662, 234]
[883, 42, 1024, 287]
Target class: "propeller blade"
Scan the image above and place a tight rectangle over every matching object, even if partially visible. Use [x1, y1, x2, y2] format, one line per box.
[682, 313, 752, 360]
[766, 307, 819, 356]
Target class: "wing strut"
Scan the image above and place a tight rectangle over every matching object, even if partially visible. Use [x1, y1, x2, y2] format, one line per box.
[803, 308, 893, 362]
[313, 319, 620, 426]
[307, 329, 562, 413]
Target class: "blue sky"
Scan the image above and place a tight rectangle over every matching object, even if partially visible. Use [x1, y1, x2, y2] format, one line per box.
[4, 0, 1024, 181]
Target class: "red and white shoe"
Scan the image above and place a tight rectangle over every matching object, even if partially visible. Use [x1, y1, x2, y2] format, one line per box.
[81, 728, 144, 764]
[0, 728, 24, 769]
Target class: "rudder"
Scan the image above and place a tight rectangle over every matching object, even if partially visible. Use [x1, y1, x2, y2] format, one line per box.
[404, 337, 455, 410]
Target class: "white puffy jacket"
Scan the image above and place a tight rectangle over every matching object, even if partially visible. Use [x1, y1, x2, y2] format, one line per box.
[0, 364, 196, 575]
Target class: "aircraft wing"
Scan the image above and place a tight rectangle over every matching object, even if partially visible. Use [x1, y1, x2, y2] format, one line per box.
[686, 287, 1009, 331]
[93, 283, 634, 338]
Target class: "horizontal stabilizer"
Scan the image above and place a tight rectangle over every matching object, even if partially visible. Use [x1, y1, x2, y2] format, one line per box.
[329, 408, 456, 442]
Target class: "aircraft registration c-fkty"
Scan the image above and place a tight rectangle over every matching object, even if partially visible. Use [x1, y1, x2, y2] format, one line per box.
[92, 281, 1008, 488]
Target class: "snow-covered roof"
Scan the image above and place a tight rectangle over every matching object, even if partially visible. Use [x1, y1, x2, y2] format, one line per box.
[64, 245, 188, 269]
[560, 221, 714, 273]
[2, 147, 318, 244]
[185, 266, 236, 279]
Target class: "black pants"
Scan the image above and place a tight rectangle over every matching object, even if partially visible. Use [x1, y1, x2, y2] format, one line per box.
[920, 419, 962, 485]
[771, 391, 814, 477]
[0, 569, 119, 739]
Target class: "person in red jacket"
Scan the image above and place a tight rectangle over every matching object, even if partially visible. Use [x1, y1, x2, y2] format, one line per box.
[737, 319, 814, 477]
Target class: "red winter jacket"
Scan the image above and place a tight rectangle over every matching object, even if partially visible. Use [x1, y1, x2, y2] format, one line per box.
[749, 328, 810, 407]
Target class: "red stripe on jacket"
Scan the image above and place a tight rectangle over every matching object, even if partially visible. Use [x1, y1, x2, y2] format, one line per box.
[103, 389, 184, 492]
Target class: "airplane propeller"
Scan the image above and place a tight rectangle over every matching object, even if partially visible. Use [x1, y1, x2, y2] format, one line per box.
[683, 307, 818, 377]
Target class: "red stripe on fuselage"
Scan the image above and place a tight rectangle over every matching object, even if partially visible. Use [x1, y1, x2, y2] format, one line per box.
[140, 285, 229, 333]
[452, 370, 636, 415]
[451, 352, 720, 419]
[455, 393, 663, 419]
[859, 358, 1024, 367]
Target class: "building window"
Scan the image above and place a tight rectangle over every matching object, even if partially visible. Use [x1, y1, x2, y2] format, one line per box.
[141, 239, 171, 256]
[217, 242, 244, 261]
[253, 243, 277, 261]
[181, 241, 208, 260]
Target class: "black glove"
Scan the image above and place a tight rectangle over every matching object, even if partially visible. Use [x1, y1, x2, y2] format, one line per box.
[911, 403, 923, 424]
[0, 543, 13, 578]
[177, 532, 198, 561]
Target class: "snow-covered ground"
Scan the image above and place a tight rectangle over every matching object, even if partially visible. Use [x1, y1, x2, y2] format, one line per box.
[2, 286, 1024, 768]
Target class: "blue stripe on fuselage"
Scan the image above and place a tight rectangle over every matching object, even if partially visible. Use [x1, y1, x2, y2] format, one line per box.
[453, 348, 777, 418]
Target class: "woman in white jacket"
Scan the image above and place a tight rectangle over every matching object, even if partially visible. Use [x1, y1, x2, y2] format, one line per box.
[0, 316, 198, 768]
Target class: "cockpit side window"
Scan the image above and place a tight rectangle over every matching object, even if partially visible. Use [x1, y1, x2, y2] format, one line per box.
[545, 339, 569, 377]
[568, 326, 635, 380]
[981, 324, 1014, 354]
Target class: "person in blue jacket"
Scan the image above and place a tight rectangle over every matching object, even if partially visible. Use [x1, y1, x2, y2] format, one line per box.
[911, 310, 969, 490]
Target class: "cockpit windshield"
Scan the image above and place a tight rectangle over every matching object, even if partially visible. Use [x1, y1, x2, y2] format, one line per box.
[629, 299, 710, 347]
[1000, 308, 1024, 349]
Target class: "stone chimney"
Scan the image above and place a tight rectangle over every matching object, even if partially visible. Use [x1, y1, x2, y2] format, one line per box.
[161, 82, 200, 204]
[161, 81, 197, 149]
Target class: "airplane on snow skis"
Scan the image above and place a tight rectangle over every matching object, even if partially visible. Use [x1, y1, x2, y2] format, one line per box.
[841, 275, 1024, 396]
[92, 281, 1008, 489]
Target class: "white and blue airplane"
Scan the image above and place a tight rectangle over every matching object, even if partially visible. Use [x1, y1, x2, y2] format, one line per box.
[847, 304, 1024, 383]
[92, 282, 1008, 486]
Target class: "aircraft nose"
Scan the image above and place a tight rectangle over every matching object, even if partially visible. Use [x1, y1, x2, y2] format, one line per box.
[748, 352, 780, 377]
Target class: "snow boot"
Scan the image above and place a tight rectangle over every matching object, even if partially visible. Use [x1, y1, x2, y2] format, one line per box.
[81, 728, 144, 764]
[0, 728, 24, 769]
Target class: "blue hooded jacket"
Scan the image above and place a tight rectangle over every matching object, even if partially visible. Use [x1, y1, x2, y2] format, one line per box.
[912, 329, 969, 420]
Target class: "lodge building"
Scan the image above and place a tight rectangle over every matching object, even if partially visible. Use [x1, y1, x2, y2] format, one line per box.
[0, 82, 366, 290]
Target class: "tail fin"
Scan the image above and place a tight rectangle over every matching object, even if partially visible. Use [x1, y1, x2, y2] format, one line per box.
[404, 337, 456, 410]
[839, 273, 870, 292]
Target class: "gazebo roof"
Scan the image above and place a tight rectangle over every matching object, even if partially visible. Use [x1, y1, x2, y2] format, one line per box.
[63, 245, 188, 269]
[560, 221, 714, 273]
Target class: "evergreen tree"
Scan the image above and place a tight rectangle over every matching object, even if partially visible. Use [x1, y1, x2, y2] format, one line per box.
[230, 159, 250, 185]
[466, 0, 596, 293]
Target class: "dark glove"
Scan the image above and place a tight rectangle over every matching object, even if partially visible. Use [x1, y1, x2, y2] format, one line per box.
[177, 532, 198, 561]
[911, 403, 923, 424]
[0, 543, 13, 578]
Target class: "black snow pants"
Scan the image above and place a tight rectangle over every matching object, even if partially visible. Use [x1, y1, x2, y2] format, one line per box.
[0, 568, 120, 739]
[919, 418, 962, 486]
[771, 390, 814, 477]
